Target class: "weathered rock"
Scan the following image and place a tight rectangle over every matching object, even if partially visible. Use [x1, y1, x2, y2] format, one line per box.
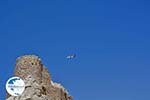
[6, 55, 73, 100]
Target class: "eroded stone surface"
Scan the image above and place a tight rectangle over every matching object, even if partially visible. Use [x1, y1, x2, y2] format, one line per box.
[6, 55, 73, 100]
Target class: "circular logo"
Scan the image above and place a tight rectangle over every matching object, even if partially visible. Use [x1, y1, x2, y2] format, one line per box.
[6, 77, 25, 96]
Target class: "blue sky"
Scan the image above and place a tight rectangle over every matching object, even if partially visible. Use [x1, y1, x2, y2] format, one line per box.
[0, 0, 150, 100]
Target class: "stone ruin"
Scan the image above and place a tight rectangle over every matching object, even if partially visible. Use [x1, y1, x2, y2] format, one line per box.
[6, 55, 73, 100]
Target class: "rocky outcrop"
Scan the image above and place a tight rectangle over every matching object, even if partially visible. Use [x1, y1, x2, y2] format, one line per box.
[6, 55, 73, 100]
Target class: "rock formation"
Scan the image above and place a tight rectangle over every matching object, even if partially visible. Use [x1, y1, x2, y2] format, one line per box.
[6, 55, 73, 100]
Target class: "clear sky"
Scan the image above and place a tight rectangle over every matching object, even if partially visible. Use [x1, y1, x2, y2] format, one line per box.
[0, 0, 150, 100]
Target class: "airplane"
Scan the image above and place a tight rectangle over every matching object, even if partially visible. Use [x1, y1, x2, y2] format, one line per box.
[66, 54, 76, 59]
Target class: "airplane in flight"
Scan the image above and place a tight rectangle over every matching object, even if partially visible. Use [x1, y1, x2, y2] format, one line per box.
[66, 54, 76, 59]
